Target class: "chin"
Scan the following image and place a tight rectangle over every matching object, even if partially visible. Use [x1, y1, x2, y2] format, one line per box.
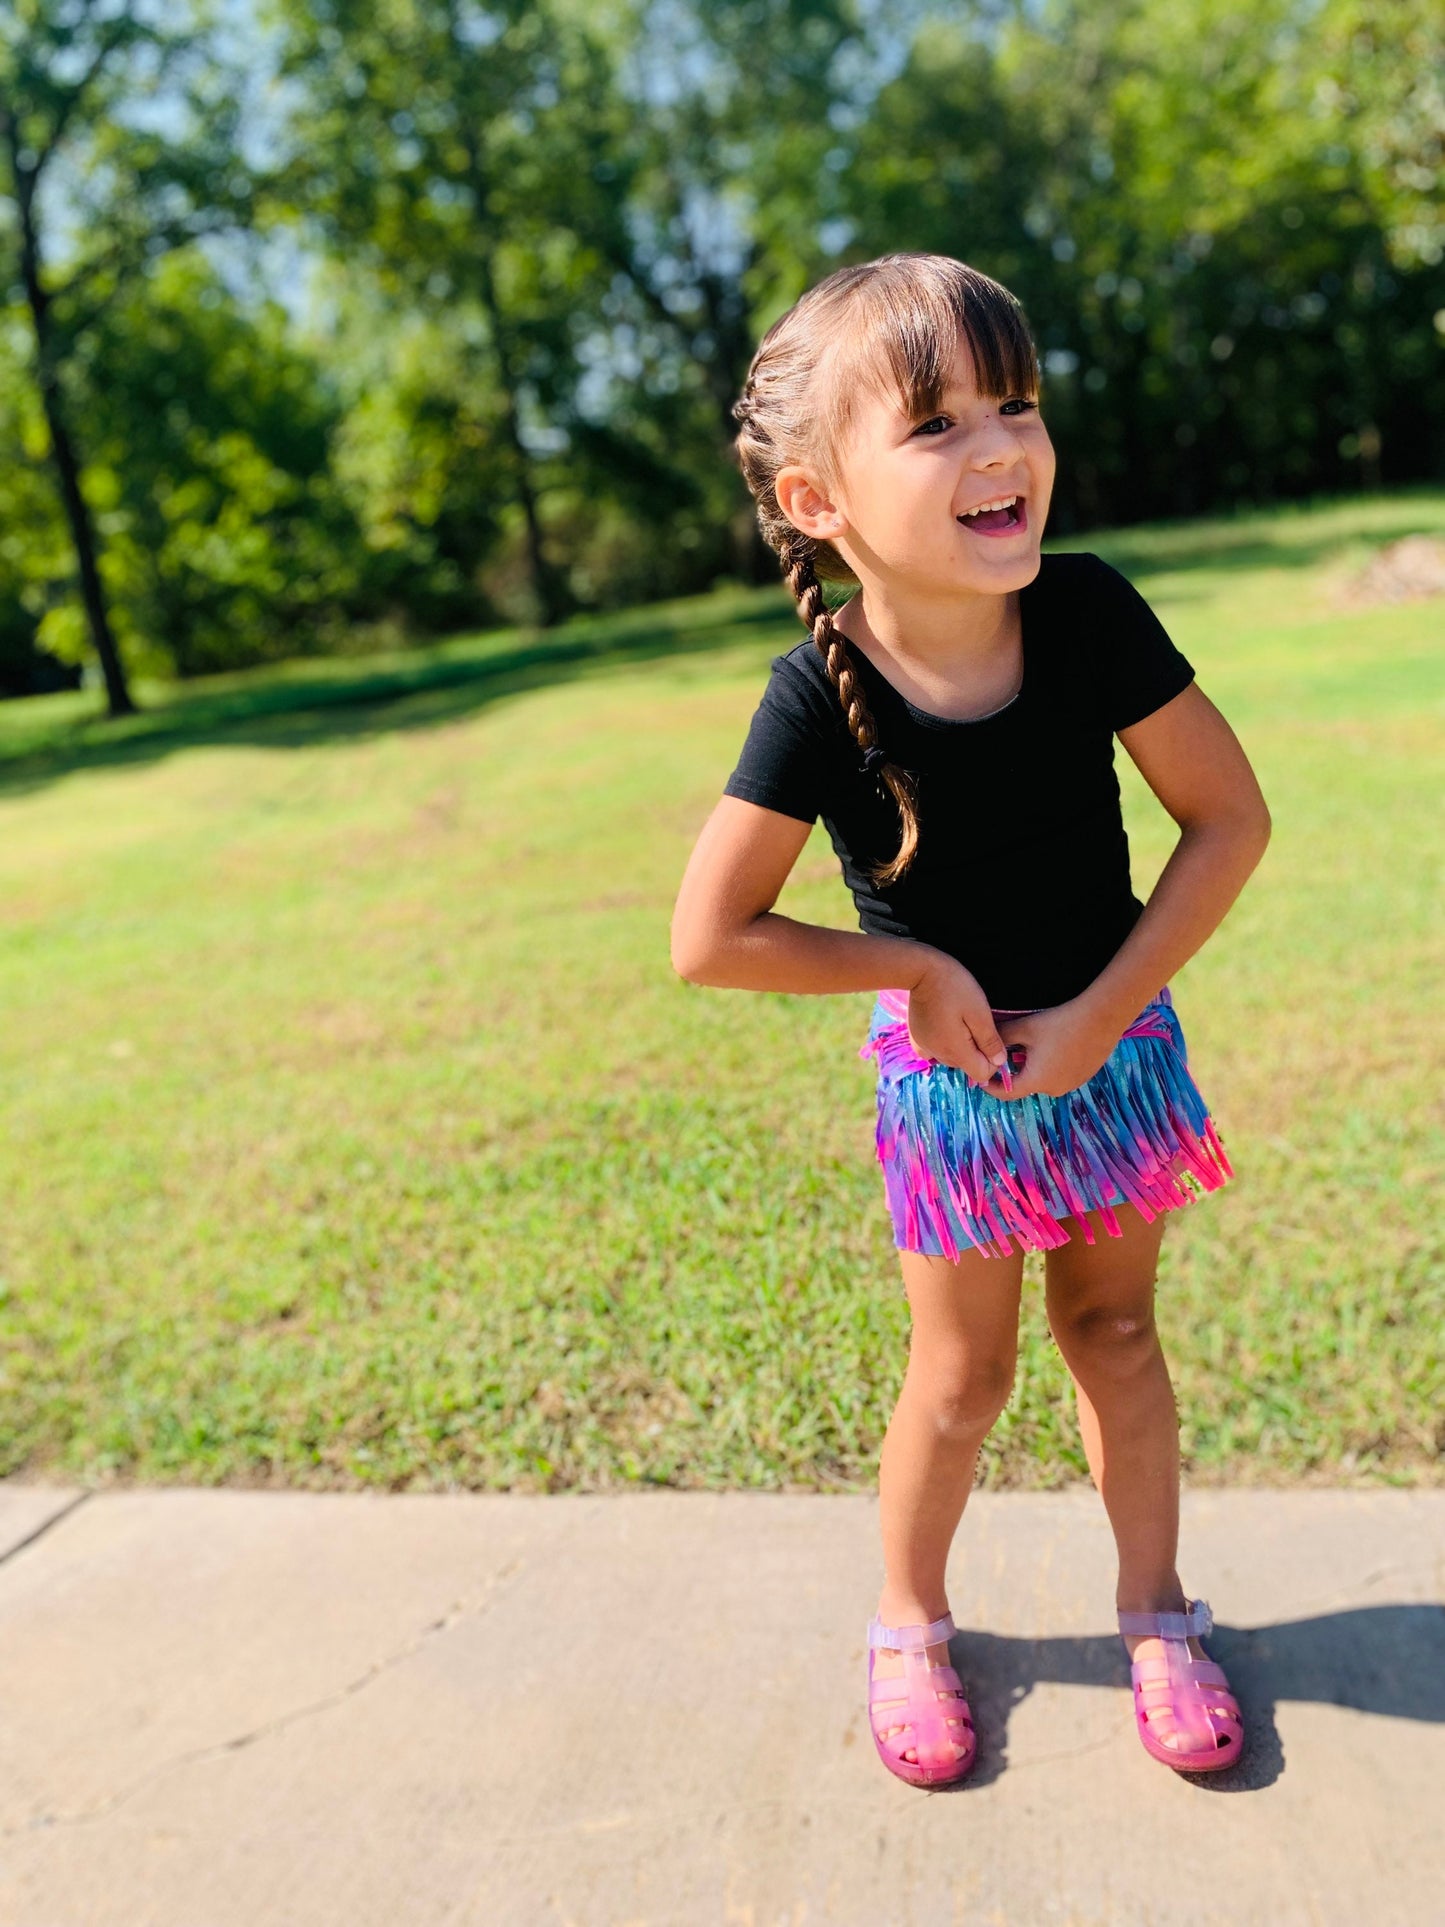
[955, 549, 1041, 589]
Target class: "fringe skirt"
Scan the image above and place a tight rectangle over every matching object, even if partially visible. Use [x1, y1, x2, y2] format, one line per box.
[858, 984, 1234, 1261]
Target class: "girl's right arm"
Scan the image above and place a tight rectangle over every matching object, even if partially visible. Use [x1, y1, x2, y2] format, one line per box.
[670, 796, 1011, 1082]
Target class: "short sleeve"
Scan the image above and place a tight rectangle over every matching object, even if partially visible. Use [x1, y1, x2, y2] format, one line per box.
[1087, 556, 1196, 731]
[721, 654, 831, 825]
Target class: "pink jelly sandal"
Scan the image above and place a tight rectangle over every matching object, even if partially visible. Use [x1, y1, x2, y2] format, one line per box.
[1118, 1597, 1244, 1773]
[866, 1610, 977, 1788]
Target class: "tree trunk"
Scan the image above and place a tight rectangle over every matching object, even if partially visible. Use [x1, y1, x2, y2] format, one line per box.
[446, 62, 570, 631]
[8, 130, 135, 717]
[36, 373, 136, 716]
[475, 251, 571, 627]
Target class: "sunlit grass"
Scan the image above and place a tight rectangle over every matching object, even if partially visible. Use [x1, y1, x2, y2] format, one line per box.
[0, 488, 1441, 1491]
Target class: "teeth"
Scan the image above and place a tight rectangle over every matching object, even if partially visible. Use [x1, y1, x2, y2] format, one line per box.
[961, 495, 1019, 517]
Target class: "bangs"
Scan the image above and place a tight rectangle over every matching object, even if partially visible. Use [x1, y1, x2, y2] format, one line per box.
[810, 255, 1039, 469]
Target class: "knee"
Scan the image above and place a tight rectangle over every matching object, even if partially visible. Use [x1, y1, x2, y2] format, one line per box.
[911, 1349, 1017, 1441]
[1052, 1302, 1159, 1376]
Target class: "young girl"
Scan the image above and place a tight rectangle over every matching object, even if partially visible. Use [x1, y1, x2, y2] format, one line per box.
[671, 253, 1272, 1787]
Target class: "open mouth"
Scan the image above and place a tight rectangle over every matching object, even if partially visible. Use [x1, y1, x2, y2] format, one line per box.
[957, 495, 1027, 537]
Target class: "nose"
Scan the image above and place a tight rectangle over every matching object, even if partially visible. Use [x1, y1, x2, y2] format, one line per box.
[968, 417, 1030, 469]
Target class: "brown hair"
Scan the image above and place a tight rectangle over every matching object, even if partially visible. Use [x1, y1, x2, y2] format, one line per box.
[731, 253, 1039, 886]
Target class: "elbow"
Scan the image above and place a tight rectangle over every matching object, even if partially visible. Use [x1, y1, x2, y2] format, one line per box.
[1232, 807, 1274, 881]
[1185, 804, 1272, 850]
[672, 906, 764, 985]
[672, 927, 748, 987]
[670, 925, 716, 985]
[674, 951, 728, 987]
[672, 948, 705, 985]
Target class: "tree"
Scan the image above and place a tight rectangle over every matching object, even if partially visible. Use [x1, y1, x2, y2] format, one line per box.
[594, 0, 892, 580]
[263, 0, 632, 628]
[77, 249, 383, 679]
[843, 0, 1445, 526]
[0, 0, 256, 715]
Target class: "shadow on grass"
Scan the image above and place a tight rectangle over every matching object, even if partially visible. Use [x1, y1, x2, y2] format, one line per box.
[2, 488, 1440, 800]
[0, 590, 798, 800]
[937, 1602, 1444, 1794]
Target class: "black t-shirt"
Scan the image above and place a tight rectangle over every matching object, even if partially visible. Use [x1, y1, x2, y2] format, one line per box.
[721, 550, 1195, 1010]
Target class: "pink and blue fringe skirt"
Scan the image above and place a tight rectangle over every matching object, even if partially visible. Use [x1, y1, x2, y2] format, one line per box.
[858, 984, 1234, 1260]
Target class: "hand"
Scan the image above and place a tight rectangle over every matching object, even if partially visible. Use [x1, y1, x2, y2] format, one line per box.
[905, 954, 1012, 1085]
[990, 999, 1122, 1101]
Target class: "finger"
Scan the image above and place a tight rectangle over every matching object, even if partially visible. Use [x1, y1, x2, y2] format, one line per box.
[987, 1044, 1031, 1100]
[966, 1018, 1011, 1080]
[907, 1029, 992, 1084]
[959, 1038, 1009, 1083]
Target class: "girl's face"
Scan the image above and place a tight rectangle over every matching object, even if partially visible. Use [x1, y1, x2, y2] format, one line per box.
[777, 331, 1055, 603]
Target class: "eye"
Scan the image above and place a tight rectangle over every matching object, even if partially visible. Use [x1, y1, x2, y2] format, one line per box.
[1000, 397, 1039, 415]
[912, 415, 952, 436]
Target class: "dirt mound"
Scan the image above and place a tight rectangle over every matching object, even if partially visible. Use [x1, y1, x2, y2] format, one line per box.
[1336, 534, 1445, 608]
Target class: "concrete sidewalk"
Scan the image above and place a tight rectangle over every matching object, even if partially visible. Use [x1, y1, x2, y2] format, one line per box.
[0, 1483, 1440, 1927]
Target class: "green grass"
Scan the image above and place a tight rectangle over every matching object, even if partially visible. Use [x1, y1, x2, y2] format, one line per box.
[1, 487, 1441, 1492]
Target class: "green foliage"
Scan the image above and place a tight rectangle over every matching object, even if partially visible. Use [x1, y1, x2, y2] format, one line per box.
[1, 0, 1442, 686]
[0, 0, 270, 703]
[64, 252, 368, 675]
[0, 319, 70, 650]
[852, 0, 1445, 524]
[259, 0, 645, 623]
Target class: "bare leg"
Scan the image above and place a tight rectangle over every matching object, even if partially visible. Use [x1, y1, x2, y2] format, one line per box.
[872, 1242, 1023, 1763]
[1043, 1202, 1209, 1739]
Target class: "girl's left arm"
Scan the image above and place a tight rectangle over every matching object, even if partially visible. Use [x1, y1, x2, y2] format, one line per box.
[1073, 682, 1272, 1039]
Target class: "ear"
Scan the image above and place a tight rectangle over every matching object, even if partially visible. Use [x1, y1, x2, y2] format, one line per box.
[775, 464, 848, 544]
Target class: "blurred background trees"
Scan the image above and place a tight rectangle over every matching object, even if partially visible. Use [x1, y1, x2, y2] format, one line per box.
[2, 0, 1441, 708]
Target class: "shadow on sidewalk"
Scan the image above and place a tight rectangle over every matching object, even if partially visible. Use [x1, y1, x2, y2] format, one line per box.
[939, 1603, 1445, 1793]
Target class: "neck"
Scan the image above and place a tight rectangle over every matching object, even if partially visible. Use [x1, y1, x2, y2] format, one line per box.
[833, 579, 1018, 670]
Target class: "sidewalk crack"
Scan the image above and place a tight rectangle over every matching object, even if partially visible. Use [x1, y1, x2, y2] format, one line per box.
[7, 1551, 526, 1835]
[0, 1489, 93, 1567]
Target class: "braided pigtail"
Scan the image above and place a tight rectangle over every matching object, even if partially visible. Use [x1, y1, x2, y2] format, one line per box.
[779, 533, 920, 889]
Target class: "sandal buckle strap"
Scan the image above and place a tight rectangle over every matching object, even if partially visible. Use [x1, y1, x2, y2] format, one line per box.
[867, 1610, 957, 1651]
[1117, 1596, 1213, 1641]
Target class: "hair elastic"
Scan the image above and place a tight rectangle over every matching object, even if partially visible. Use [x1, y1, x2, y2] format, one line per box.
[862, 744, 889, 775]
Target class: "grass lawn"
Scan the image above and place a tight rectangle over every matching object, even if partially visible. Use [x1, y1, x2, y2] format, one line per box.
[0, 488, 1440, 1492]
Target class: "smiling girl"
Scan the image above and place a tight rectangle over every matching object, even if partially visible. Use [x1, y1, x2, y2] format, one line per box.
[670, 254, 1271, 1787]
